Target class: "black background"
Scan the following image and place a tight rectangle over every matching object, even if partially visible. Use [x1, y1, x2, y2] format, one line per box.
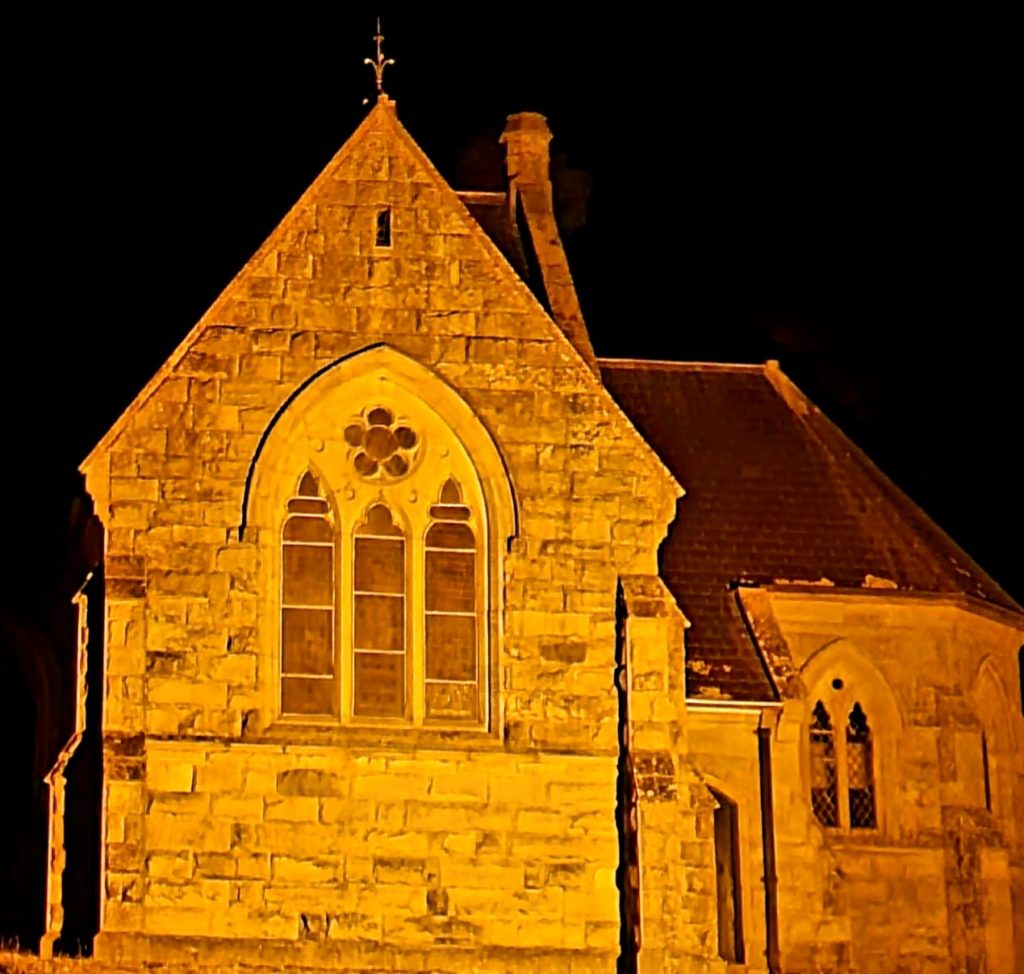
[3, 9, 1020, 604]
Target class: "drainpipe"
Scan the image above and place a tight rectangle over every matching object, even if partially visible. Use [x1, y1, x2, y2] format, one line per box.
[757, 713, 781, 974]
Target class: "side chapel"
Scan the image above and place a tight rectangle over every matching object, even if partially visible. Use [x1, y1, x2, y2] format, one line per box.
[40, 84, 1023, 973]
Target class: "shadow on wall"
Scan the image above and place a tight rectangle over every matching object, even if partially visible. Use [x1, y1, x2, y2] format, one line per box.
[0, 641, 47, 950]
[0, 538, 103, 956]
[57, 568, 104, 955]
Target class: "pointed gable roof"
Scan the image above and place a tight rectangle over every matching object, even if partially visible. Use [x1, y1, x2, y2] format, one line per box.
[83, 99, 677, 505]
[601, 358, 1022, 702]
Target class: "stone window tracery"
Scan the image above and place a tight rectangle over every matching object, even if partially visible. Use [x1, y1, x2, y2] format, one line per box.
[273, 401, 492, 729]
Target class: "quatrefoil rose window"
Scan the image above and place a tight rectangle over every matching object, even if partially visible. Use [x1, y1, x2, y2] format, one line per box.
[344, 407, 419, 478]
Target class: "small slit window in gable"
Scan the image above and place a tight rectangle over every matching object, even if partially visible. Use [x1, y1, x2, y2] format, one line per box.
[376, 207, 392, 248]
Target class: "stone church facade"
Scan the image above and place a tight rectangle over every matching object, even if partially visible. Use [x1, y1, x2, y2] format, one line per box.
[49, 99, 1021, 971]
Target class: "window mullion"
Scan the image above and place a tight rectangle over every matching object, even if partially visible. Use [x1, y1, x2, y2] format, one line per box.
[410, 528, 425, 724]
[836, 734, 850, 831]
[340, 527, 353, 721]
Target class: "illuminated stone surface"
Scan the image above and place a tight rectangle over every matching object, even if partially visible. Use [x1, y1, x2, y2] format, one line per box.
[67, 98, 1023, 973]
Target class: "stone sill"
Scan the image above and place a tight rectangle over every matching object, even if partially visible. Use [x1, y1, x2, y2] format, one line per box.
[143, 726, 620, 759]
[93, 932, 619, 972]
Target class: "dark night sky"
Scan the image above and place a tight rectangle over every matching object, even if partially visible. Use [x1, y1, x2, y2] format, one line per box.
[3, 10, 1020, 606]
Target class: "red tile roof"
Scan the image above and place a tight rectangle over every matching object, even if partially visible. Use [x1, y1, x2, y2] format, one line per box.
[600, 359, 1021, 702]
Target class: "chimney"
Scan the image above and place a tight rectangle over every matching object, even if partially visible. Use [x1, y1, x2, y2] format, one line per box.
[500, 113, 599, 373]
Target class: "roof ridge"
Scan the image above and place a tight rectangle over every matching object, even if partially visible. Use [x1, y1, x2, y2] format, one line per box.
[455, 190, 507, 202]
[598, 357, 768, 373]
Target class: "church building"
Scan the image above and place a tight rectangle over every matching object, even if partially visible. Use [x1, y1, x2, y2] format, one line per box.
[35, 82, 1022, 973]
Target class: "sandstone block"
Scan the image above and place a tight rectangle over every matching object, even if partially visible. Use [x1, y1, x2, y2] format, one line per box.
[145, 759, 195, 794]
[271, 855, 337, 884]
[264, 796, 319, 823]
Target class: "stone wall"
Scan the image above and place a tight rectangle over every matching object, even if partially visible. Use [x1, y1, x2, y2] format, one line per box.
[80, 100, 712, 969]
[762, 590, 1024, 974]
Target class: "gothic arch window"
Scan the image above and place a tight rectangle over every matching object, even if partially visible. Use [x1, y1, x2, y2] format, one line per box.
[276, 466, 488, 727]
[352, 504, 407, 718]
[793, 643, 901, 836]
[972, 660, 1020, 843]
[810, 701, 839, 828]
[249, 347, 516, 734]
[846, 703, 877, 829]
[424, 478, 481, 722]
[809, 698, 878, 830]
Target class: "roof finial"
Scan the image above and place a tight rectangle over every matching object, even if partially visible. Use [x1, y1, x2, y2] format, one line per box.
[364, 17, 395, 98]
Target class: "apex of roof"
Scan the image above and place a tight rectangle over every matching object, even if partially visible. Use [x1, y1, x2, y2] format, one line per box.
[82, 99, 604, 475]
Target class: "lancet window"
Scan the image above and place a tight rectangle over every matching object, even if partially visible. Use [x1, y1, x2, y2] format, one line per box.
[810, 701, 839, 827]
[353, 504, 407, 718]
[280, 472, 337, 717]
[809, 697, 879, 831]
[424, 478, 480, 722]
[846, 703, 877, 829]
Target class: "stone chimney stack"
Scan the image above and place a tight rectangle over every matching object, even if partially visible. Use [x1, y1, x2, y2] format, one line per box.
[500, 113, 598, 373]
[501, 112, 556, 207]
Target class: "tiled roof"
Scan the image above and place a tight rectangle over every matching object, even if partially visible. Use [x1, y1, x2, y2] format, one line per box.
[456, 191, 528, 280]
[600, 359, 1021, 702]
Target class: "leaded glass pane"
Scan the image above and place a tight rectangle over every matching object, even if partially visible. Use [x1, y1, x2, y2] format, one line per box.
[282, 544, 333, 605]
[425, 550, 476, 612]
[282, 676, 336, 717]
[810, 700, 839, 827]
[353, 505, 407, 716]
[424, 681, 478, 721]
[354, 537, 404, 593]
[281, 608, 334, 675]
[353, 652, 405, 717]
[354, 594, 404, 652]
[847, 702, 877, 829]
[425, 614, 477, 681]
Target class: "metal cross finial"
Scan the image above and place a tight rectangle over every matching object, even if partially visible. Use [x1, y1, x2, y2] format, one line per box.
[364, 17, 395, 96]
